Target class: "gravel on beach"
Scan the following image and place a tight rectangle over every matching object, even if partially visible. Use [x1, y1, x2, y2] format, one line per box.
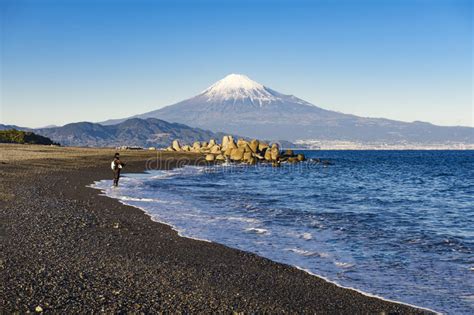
[0, 145, 432, 313]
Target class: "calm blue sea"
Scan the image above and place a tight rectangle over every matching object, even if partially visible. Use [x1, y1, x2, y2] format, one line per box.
[93, 150, 474, 314]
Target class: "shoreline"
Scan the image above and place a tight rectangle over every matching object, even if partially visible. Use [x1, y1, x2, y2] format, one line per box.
[294, 266, 440, 314]
[1, 144, 434, 313]
[91, 166, 440, 315]
[88, 181, 215, 244]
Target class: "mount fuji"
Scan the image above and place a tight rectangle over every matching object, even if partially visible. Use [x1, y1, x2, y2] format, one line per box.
[102, 74, 473, 145]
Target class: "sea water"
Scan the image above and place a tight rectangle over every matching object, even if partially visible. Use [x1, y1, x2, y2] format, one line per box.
[92, 150, 474, 314]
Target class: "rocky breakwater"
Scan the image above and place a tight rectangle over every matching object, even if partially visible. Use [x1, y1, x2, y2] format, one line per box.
[164, 136, 305, 166]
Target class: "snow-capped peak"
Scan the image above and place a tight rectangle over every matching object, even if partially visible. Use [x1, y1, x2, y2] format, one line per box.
[205, 74, 264, 91]
[201, 73, 279, 105]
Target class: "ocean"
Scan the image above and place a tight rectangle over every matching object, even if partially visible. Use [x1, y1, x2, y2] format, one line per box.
[92, 150, 474, 314]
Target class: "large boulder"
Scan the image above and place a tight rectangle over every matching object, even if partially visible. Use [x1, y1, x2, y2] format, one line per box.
[264, 149, 272, 161]
[224, 147, 233, 157]
[249, 139, 259, 153]
[201, 141, 208, 148]
[182, 145, 191, 152]
[223, 135, 235, 149]
[222, 136, 230, 150]
[271, 146, 280, 160]
[287, 156, 299, 163]
[208, 139, 216, 148]
[258, 142, 269, 152]
[215, 154, 226, 161]
[297, 154, 306, 161]
[210, 145, 221, 154]
[172, 140, 181, 151]
[227, 139, 237, 150]
[230, 147, 245, 161]
[237, 138, 248, 148]
[205, 154, 215, 162]
[242, 143, 253, 153]
[243, 152, 252, 162]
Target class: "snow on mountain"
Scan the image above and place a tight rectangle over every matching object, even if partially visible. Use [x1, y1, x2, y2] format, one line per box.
[100, 74, 473, 144]
[200, 74, 279, 106]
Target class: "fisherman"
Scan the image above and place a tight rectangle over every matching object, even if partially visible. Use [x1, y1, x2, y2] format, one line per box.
[111, 153, 125, 187]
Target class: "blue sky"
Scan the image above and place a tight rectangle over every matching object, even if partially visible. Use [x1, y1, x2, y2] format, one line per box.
[1, 0, 472, 127]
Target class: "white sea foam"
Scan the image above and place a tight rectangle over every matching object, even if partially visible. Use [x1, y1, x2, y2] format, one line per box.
[225, 216, 260, 224]
[149, 173, 174, 179]
[300, 232, 313, 240]
[461, 295, 474, 302]
[145, 210, 213, 243]
[285, 231, 313, 240]
[294, 266, 441, 314]
[318, 252, 330, 258]
[119, 196, 156, 202]
[334, 261, 355, 268]
[286, 248, 318, 256]
[244, 227, 269, 235]
[91, 183, 213, 243]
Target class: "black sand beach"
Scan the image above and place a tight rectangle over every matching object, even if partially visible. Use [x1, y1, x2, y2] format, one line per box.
[0, 144, 432, 313]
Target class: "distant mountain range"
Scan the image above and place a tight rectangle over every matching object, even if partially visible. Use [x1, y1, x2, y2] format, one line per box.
[102, 74, 473, 145]
[0, 118, 222, 147]
[2, 74, 472, 148]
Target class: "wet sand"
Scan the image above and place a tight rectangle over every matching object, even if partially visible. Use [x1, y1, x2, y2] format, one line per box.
[0, 144, 432, 313]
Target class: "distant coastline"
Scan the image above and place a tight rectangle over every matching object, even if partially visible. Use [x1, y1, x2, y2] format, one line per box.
[294, 140, 474, 150]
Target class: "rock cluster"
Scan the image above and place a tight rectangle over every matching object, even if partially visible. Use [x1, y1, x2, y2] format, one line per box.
[164, 136, 305, 165]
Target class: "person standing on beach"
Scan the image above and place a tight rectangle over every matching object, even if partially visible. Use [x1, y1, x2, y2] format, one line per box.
[111, 153, 125, 187]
